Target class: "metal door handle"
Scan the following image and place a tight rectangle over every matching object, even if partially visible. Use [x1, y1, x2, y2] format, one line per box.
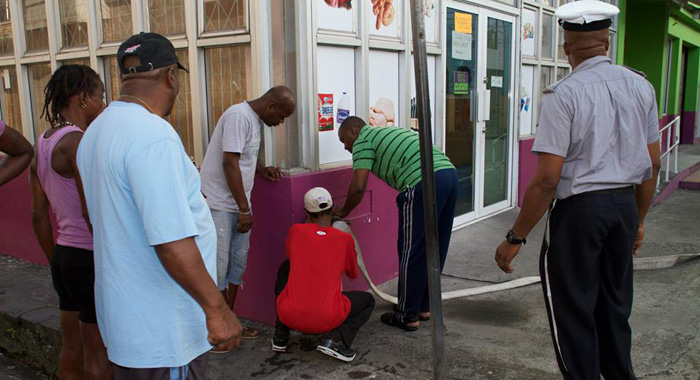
[482, 126, 487, 134]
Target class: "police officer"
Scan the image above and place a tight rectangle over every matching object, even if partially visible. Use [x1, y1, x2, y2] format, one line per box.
[494, 1, 661, 379]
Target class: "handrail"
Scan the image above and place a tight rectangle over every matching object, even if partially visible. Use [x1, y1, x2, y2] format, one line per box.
[657, 116, 681, 192]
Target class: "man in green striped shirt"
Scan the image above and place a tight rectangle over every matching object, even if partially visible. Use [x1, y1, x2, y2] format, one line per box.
[335, 116, 458, 331]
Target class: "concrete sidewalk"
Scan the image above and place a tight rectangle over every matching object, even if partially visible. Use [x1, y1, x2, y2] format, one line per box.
[1, 190, 699, 379]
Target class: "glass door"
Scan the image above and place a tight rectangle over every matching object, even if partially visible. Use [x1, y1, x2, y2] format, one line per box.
[445, 3, 516, 225]
[478, 10, 515, 217]
[445, 5, 479, 224]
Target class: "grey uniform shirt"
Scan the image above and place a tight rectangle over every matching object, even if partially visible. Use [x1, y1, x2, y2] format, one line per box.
[532, 56, 660, 200]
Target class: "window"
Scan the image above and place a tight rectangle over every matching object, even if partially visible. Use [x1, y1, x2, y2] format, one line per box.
[165, 50, 194, 158]
[205, 45, 249, 136]
[149, 0, 186, 36]
[101, 0, 133, 43]
[520, 65, 536, 136]
[541, 13, 554, 60]
[522, 8, 537, 57]
[61, 58, 91, 66]
[556, 67, 568, 81]
[540, 66, 553, 95]
[558, 28, 567, 62]
[0, 66, 22, 130]
[59, 0, 89, 49]
[23, 0, 49, 52]
[203, 0, 247, 33]
[0, 1, 14, 56]
[28, 63, 52, 137]
[104, 56, 121, 103]
[521, 0, 576, 137]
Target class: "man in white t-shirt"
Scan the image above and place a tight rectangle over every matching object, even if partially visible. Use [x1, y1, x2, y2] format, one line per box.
[200, 86, 295, 339]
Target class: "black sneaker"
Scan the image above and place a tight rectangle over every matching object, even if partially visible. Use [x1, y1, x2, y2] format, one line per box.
[316, 339, 356, 362]
[271, 335, 288, 352]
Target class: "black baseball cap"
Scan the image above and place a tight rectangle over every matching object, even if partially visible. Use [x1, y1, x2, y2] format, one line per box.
[117, 32, 189, 75]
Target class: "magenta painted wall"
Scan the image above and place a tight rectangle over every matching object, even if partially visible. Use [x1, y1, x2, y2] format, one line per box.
[0, 166, 401, 325]
[0, 170, 50, 265]
[681, 111, 697, 145]
[517, 138, 537, 207]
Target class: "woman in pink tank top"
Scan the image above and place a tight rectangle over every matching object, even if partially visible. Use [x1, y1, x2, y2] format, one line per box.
[28, 65, 112, 380]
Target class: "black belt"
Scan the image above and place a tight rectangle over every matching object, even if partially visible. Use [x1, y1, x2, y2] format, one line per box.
[578, 186, 634, 196]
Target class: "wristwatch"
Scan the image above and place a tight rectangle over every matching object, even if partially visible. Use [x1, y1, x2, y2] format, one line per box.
[506, 229, 526, 245]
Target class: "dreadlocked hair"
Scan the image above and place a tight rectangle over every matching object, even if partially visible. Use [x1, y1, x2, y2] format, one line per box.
[41, 65, 102, 127]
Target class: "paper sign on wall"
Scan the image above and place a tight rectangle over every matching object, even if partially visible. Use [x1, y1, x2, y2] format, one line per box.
[454, 71, 469, 94]
[318, 93, 334, 131]
[451, 31, 472, 61]
[491, 76, 503, 88]
[455, 12, 472, 34]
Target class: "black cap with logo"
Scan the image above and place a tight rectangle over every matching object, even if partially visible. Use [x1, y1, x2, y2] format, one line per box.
[117, 32, 189, 75]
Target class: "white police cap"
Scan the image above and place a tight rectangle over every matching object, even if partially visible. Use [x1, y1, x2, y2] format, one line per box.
[555, 0, 620, 31]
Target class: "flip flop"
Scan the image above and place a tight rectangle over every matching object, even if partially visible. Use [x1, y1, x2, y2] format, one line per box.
[392, 304, 431, 321]
[380, 312, 419, 332]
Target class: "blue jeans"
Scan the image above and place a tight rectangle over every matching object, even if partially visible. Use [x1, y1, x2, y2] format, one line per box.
[210, 209, 251, 290]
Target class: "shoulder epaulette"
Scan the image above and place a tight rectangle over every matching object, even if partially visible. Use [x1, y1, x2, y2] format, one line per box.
[621, 65, 647, 78]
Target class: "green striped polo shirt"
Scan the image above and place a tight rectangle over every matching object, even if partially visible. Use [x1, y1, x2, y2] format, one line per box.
[352, 126, 455, 191]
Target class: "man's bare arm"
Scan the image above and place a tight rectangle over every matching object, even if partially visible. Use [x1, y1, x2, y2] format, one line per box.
[632, 142, 662, 255]
[0, 126, 33, 186]
[155, 237, 242, 351]
[337, 169, 370, 218]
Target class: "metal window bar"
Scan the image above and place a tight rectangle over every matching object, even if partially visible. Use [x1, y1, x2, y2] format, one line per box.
[656, 115, 680, 192]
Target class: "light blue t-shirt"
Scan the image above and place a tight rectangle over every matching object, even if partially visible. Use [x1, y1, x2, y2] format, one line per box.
[77, 101, 217, 368]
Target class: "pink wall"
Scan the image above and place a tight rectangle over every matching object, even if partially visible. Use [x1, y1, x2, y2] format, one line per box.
[237, 168, 399, 324]
[681, 111, 697, 145]
[0, 170, 50, 265]
[517, 138, 537, 207]
[0, 167, 401, 325]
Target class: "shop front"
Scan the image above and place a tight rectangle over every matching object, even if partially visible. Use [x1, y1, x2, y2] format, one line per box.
[0, 0, 524, 325]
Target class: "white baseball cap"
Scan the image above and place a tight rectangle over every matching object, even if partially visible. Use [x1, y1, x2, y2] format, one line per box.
[304, 187, 333, 213]
[556, 0, 619, 31]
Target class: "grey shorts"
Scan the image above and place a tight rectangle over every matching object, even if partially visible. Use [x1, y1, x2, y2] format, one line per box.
[113, 353, 208, 380]
[210, 209, 251, 290]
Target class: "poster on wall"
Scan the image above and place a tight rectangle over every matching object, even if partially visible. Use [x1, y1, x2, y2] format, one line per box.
[520, 65, 535, 136]
[454, 70, 469, 95]
[451, 31, 472, 61]
[369, 50, 400, 128]
[317, 46, 355, 164]
[522, 8, 537, 57]
[318, 93, 334, 131]
[368, 0, 399, 39]
[317, 0, 354, 33]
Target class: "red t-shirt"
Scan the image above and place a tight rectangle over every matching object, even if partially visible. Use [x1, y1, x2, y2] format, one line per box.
[276, 223, 358, 334]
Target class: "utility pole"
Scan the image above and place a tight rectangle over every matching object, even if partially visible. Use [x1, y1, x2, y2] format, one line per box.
[409, 1, 445, 379]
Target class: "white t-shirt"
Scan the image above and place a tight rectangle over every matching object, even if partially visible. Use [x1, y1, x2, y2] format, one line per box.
[201, 101, 263, 212]
[77, 102, 217, 368]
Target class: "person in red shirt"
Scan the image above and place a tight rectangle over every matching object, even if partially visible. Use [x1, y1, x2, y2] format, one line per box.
[273, 187, 375, 362]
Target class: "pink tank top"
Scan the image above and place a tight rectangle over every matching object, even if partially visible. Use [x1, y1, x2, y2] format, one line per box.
[37, 125, 93, 250]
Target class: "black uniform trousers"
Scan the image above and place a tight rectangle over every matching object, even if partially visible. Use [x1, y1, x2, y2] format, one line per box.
[274, 260, 375, 348]
[540, 187, 638, 380]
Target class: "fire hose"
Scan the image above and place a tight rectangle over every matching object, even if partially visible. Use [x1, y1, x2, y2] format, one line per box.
[332, 220, 700, 305]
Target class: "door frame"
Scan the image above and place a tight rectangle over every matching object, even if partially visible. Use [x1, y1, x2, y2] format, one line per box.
[443, 1, 518, 228]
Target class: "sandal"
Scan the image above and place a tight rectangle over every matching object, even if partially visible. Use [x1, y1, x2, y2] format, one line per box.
[392, 305, 431, 321]
[380, 312, 419, 332]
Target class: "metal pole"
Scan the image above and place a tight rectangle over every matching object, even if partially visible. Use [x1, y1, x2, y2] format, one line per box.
[674, 118, 679, 174]
[409, 1, 445, 379]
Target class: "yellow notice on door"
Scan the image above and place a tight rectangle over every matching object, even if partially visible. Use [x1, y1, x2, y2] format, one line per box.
[455, 13, 472, 34]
